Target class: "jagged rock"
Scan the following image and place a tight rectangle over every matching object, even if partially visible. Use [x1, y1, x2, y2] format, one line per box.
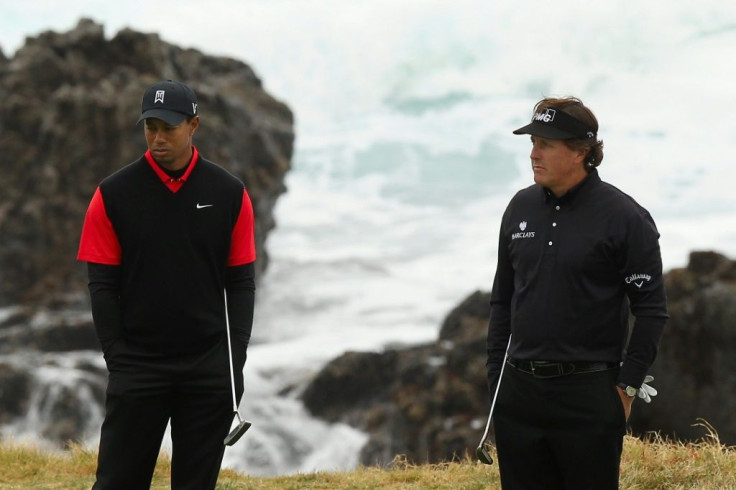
[0, 363, 31, 424]
[629, 251, 736, 443]
[0, 352, 107, 445]
[0, 308, 98, 354]
[38, 378, 107, 444]
[302, 351, 400, 424]
[303, 251, 736, 465]
[0, 19, 293, 446]
[0, 18, 294, 308]
[438, 290, 490, 342]
[302, 291, 491, 466]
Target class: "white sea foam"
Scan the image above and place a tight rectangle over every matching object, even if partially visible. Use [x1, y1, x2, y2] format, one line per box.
[0, 351, 106, 447]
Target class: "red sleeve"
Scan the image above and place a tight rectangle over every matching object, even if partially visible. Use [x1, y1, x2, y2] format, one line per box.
[77, 187, 122, 265]
[228, 188, 257, 266]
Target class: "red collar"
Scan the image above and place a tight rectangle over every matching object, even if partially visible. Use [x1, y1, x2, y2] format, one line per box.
[144, 146, 199, 193]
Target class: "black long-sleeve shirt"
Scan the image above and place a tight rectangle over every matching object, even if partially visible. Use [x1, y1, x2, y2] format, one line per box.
[486, 170, 668, 390]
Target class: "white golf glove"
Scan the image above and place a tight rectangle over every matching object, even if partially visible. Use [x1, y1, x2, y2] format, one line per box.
[638, 375, 657, 403]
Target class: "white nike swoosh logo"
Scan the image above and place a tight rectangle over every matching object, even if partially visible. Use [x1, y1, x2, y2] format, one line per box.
[196, 203, 213, 209]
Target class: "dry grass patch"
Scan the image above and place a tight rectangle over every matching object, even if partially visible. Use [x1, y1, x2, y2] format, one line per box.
[620, 422, 736, 489]
[2, 423, 735, 489]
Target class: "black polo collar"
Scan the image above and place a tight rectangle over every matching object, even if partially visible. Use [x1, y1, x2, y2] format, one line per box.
[542, 169, 601, 204]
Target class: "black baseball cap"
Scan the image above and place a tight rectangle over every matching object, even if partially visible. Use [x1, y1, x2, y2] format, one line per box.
[137, 80, 198, 126]
[513, 107, 596, 140]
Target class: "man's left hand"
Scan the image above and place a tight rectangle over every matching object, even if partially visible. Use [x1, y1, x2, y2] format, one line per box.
[638, 375, 657, 403]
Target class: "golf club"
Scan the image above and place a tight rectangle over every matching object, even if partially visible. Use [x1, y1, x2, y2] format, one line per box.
[223, 290, 252, 446]
[476, 334, 512, 465]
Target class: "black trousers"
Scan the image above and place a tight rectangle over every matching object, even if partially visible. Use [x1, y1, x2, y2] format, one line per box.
[93, 335, 244, 490]
[493, 364, 626, 490]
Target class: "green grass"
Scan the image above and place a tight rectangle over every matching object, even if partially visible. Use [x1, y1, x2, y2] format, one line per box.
[1, 426, 735, 489]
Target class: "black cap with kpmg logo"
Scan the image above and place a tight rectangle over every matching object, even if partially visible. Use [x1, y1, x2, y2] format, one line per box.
[137, 80, 198, 126]
[513, 107, 596, 140]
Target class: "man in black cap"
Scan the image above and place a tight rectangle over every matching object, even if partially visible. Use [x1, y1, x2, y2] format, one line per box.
[485, 96, 668, 489]
[78, 80, 256, 489]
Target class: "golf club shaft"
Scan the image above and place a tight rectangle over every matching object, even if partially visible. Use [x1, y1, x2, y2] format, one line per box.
[478, 334, 512, 446]
[224, 289, 238, 413]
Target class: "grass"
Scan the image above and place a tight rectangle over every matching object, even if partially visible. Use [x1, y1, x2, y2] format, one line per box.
[1, 424, 735, 489]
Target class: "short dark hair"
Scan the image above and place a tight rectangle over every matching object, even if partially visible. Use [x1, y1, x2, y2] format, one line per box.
[535, 97, 604, 170]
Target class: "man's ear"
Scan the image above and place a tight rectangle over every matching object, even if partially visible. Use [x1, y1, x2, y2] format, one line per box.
[189, 116, 200, 136]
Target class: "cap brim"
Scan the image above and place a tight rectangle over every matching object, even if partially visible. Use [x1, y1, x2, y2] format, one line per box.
[136, 109, 189, 126]
[512, 121, 576, 139]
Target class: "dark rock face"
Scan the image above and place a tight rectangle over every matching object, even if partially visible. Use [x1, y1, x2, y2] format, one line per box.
[629, 251, 736, 443]
[35, 363, 108, 444]
[0, 363, 31, 424]
[0, 306, 109, 445]
[0, 18, 294, 307]
[302, 291, 491, 466]
[0, 306, 98, 354]
[0, 18, 293, 446]
[302, 252, 736, 465]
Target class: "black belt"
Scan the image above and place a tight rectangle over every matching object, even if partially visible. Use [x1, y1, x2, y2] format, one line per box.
[507, 359, 617, 379]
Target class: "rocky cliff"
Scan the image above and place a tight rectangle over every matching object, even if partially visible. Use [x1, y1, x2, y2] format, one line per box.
[0, 18, 294, 445]
[0, 18, 294, 307]
[628, 250, 736, 442]
[302, 251, 736, 466]
[301, 290, 490, 466]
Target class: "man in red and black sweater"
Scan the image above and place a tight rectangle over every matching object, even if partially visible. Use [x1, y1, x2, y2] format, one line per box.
[78, 80, 256, 489]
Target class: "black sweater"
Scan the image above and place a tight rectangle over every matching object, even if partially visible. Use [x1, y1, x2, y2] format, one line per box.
[486, 170, 668, 389]
[89, 155, 254, 355]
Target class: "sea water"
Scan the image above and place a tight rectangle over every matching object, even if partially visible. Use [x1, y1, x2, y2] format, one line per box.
[220, 1, 736, 476]
[2, 0, 735, 477]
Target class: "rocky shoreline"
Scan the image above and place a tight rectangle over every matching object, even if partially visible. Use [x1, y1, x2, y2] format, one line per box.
[1, 19, 735, 469]
[0, 18, 295, 447]
[301, 251, 736, 466]
[0, 18, 294, 308]
[3, 251, 735, 456]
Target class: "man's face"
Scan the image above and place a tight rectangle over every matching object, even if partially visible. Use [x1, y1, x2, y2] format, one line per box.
[144, 116, 199, 170]
[529, 136, 586, 197]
